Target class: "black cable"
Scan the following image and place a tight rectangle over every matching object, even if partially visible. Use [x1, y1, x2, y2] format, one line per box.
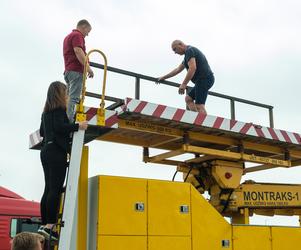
[221, 189, 234, 213]
[172, 170, 178, 181]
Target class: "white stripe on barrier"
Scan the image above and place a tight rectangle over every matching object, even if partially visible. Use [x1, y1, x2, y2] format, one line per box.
[231, 121, 245, 133]
[274, 129, 286, 142]
[287, 132, 299, 144]
[246, 126, 258, 137]
[180, 110, 198, 124]
[126, 99, 140, 111]
[160, 106, 177, 120]
[141, 102, 159, 116]
[202, 115, 217, 128]
[219, 118, 230, 131]
[261, 126, 273, 140]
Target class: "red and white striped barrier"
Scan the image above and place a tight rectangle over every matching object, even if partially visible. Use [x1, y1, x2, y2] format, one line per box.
[122, 98, 301, 145]
[29, 99, 301, 149]
[29, 108, 119, 149]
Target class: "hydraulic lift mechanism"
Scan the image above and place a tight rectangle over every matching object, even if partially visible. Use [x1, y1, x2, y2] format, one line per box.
[29, 49, 301, 250]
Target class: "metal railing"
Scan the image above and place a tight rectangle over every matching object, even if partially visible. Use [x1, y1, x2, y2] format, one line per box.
[89, 62, 275, 128]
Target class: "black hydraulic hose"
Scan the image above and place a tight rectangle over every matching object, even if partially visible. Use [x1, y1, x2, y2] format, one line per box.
[172, 170, 178, 181]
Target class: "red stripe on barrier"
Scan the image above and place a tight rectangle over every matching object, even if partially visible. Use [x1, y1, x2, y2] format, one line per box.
[126, 97, 132, 104]
[240, 123, 253, 134]
[172, 109, 185, 121]
[134, 101, 148, 113]
[213, 117, 224, 129]
[105, 113, 118, 127]
[153, 105, 166, 117]
[85, 107, 98, 121]
[267, 128, 279, 140]
[280, 130, 292, 143]
[255, 128, 265, 137]
[230, 120, 237, 129]
[194, 113, 207, 125]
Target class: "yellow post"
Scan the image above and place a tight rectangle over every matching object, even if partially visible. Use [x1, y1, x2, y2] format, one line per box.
[77, 146, 89, 250]
[54, 192, 65, 250]
[232, 208, 250, 225]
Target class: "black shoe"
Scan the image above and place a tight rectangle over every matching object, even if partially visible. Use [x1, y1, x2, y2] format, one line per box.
[38, 227, 59, 241]
[37, 226, 44, 233]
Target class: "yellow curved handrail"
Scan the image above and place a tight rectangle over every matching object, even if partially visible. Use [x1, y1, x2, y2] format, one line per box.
[79, 49, 108, 112]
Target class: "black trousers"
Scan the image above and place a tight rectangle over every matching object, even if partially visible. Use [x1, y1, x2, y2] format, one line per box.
[40, 143, 68, 225]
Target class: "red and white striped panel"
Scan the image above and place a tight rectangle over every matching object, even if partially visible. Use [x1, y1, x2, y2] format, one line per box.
[29, 129, 43, 149]
[29, 108, 119, 149]
[83, 107, 119, 127]
[122, 98, 301, 145]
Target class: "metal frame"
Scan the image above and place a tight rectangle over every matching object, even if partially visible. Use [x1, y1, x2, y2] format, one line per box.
[113, 119, 301, 172]
[89, 62, 275, 127]
[143, 144, 292, 168]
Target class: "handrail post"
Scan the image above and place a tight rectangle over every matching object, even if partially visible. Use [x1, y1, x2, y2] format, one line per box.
[79, 49, 108, 112]
[269, 107, 274, 128]
[77, 49, 108, 126]
[135, 77, 140, 100]
[230, 99, 236, 120]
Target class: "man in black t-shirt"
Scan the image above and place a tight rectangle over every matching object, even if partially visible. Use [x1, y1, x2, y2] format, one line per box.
[157, 40, 214, 114]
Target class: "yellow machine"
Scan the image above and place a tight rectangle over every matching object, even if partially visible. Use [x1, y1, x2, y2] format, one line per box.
[29, 49, 301, 249]
[85, 175, 301, 250]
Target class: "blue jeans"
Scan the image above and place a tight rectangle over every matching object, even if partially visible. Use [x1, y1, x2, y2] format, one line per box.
[188, 74, 215, 104]
[64, 71, 83, 122]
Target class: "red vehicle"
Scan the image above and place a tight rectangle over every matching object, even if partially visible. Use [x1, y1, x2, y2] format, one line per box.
[0, 186, 41, 250]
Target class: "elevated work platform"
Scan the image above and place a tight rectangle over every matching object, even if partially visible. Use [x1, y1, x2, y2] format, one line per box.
[30, 97, 301, 173]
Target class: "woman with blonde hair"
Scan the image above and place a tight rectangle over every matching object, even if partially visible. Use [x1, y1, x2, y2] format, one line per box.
[38, 81, 87, 240]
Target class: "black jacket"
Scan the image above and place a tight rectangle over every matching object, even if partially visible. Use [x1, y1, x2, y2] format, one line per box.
[39, 108, 79, 153]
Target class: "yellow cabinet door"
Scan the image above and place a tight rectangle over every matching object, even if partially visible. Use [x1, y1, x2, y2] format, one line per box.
[98, 176, 147, 235]
[148, 180, 191, 236]
[233, 226, 271, 250]
[148, 236, 191, 250]
[98, 236, 147, 250]
[191, 187, 232, 250]
[271, 227, 301, 250]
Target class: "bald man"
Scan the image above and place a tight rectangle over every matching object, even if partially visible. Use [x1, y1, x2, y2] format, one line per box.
[157, 40, 214, 114]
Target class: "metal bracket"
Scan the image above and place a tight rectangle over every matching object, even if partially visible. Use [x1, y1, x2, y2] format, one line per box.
[97, 108, 105, 126]
[285, 150, 291, 161]
[238, 143, 244, 153]
[76, 113, 87, 122]
[183, 131, 189, 144]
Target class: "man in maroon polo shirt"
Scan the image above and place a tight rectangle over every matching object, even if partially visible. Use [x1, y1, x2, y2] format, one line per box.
[63, 19, 94, 122]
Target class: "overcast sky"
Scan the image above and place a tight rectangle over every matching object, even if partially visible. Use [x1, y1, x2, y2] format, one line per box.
[1, 0, 301, 226]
